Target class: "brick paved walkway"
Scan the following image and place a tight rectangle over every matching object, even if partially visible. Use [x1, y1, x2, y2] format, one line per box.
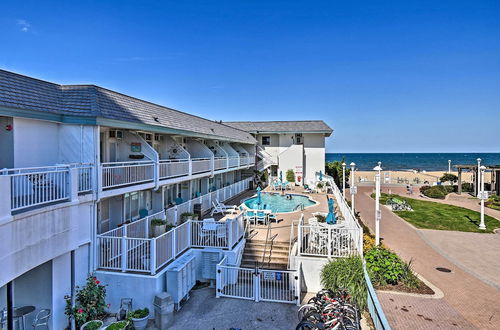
[349, 186, 500, 329]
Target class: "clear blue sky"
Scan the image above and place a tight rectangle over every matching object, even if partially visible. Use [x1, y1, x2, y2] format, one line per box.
[1, 0, 499, 152]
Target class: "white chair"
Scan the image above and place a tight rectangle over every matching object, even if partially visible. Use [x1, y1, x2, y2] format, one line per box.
[256, 211, 267, 225]
[216, 200, 238, 212]
[200, 218, 217, 245]
[32, 309, 51, 329]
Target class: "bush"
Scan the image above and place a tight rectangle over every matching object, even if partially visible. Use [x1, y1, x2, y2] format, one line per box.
[419, 185, 431, 194]
[65, 276, 107, 328]
[150, 218, 166, 226]
[363, 233, 376, 254]
[180, 212, 196, 223]
[315, 214, 326, 223]
[422, 185, 448, 199]
[440, 173, 458, 184]
[365, 247, 419, 288]
[444, 185, 455, 193]
[461, 182, 473, 192]
[286, 169, 295, 183]
[129, 308, 149, 319]
[321, 256, 367, 310]
[106, 321, 128, 330]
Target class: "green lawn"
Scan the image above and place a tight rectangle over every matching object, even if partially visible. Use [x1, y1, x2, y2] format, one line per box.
[372, 193, 499, 233]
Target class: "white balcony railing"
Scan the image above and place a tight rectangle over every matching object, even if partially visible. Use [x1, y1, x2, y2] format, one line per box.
[191, 158, 212, 174]
[214, 157, 227, 170]
[1, 166, 71, 211]
[159, 159, 189, 179]
[76, 164, 93, 193]
[101, 161, 155, 189]
[97, 212, 245, 275]
[228, 156, 239, 168]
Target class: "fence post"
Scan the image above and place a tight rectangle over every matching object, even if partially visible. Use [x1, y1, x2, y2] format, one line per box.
[188, 157, 192, 176]
[215, 263, 221, 298]
[187, 220, 192, 247]
[327, 227, 332, 258]
[172, 227, 177, 259]
[0, 175, 12, 219]
[121, 226, 128, 272]
[227, 219, 233, 249]
[254, 271, 260, 302]
[145, 216, 149, 238]
[174, 206, 178, 225]
[295, 270, 301, 306]
[150, 239, 156, 275]
[297, 223, 302, 255]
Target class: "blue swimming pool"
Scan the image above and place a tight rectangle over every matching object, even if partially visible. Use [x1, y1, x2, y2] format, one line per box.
[244, 193, 317, 213]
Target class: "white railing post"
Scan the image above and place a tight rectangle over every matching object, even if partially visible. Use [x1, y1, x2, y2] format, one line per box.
[187, 220, 192, 247]
[188, 157, 193, 176]
[0, 175, 12, 219]
[145, 216, 150, 238]
[210, 155, 215, 177]
[172, 227, 177, 259]
[297, 223, 302, 255]
[216, 263, 221, 298]
[227, 219, 233, 249]
[174, 206, 178, 225]
[150, 238, 157, 275]
[254, 272, 260, 302]
[327, 227, 332, 258]
[121, 226, 128, 272]
[69, 167, 79, 202]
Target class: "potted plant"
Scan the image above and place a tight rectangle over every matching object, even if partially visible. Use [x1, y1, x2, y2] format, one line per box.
[150, 218, 167, 237]
[316, 182, 324, 191]
[129, 308, 149, 330]
[180, 212, 194, 224]
[81, 320, 103, 330]
[103, 320, 128, 330]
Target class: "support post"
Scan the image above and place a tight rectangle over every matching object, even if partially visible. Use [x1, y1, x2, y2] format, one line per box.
[7, 281, 13, 330]
[479, 166, 486, 230]
[150, 239, 157, 275]
[69, 167, 79, 202]
[457, 168, 462, 194]
[121, 226, 128, 272]
[0, 175, 12, 220]
[374, 162, 382, 246]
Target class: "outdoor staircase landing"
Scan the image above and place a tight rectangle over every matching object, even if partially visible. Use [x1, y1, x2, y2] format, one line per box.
[241, 239, 290, 270]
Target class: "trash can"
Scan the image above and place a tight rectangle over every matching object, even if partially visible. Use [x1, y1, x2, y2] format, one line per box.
[193, 203, 202, 220]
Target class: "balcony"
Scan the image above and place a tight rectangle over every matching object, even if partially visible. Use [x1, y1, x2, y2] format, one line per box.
[101, 161, 155, 190]
[159, 159, 190, 180]
[0, 164, 93, 216]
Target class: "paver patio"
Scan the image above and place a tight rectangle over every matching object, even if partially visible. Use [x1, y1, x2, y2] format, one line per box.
[350, 186, 500, 329]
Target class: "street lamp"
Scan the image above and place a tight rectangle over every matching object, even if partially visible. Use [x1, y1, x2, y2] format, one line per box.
[479, 165, 487, 230]
[448, 160, 451, 173]
[350, 162, 356, 214]
[374, 162, 382, 246]
[477, 158, 481, 195]
[342, 162, 346, 196]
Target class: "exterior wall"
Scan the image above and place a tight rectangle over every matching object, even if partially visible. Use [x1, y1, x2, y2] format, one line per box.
[0, 200, 93, 287]
[13, 117, 59, 167]
[303, 133, 326, 184]
[295, 256, 330, 293]
[0, 116, 14, 168]
[278, 144, 304, 183]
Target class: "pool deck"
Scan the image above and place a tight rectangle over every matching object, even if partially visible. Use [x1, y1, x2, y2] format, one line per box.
[217, 185, 331, 242]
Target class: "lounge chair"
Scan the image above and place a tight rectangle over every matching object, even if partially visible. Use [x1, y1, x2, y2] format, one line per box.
[210, 201, 238, 216]
[216, 199, 238, 212]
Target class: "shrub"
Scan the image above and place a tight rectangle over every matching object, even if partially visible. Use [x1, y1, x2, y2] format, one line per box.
[401, 259, 420, 289]
[65, 276, 107, 328]
[325, 159, 350, 190]
[316, 182, 324, 189]
[286, 169, 295, 183]
[150, 218, 166, 226]
[419, 185, 431, 194]
[461, 182, 473, 192]
[444, 185, 455, 193]
[365, 247, 404, 286]
[440, 173, 458, 184]
[363, 233, 376, 254]
[315, 214, 326, 223]
[106, 321, 128, 330]
[180, 212, 195, 223]
[129, 308, 149, 319]
[321, 256, 367, 310]
[83, 321, 102, 330]
[422, 185, 448, 199]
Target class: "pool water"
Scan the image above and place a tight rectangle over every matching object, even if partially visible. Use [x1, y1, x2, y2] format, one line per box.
[244, 193, 316, 213]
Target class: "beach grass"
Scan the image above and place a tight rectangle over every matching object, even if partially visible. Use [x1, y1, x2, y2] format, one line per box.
[372, 193, 499, 233]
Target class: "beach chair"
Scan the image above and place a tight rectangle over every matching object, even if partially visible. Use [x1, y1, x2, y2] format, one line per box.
[216, 199, 238, 212]
[245, 210, 256, 225]
[210, 201, 238, 216]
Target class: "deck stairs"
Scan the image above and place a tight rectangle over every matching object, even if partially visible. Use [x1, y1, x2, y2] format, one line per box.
[241, 238, 290, 270]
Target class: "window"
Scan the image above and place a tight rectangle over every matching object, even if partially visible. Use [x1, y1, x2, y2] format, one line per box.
[294, 133, 303, 145]
[261, 136, 270, 145]
[124, 190, 152, 221]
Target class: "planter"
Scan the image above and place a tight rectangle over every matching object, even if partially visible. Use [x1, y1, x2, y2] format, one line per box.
[81, 320, 103, 330]
[152, 224, 166, 237]
[102, 321, 128, 330]
[131, 314, 149, 330]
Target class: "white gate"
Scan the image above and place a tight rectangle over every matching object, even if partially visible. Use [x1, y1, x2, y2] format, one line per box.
[216, 257, 300, 305]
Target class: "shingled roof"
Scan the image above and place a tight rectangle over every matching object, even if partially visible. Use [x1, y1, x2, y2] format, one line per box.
[224, 120, 333, 136]
[0, 69, 255, 144]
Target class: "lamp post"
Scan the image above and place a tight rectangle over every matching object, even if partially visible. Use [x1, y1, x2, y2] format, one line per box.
[477, 158, 481, 195]
[350, 162, 356, 214]
[374, 162, 382, 246]
[479, 165, 487, 230]
[448, 160, 451, 173]
[342, 162, 346, 196]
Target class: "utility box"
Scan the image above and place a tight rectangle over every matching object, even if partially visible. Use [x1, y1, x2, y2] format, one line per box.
[165, 251, 196, 310]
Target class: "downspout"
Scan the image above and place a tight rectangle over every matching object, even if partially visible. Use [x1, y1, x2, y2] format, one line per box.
[70, 250, 76, 330]
[6, 281, 13, 330]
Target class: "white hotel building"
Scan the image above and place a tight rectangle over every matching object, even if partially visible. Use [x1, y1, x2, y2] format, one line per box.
[0, 70, 332, 328]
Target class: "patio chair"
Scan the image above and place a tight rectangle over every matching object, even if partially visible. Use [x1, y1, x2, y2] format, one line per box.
[216, 200, 238, 213]
[256, 211, 267, 225]
[32, 309, 51, 329]
[245, 210, 256, 225]
[210, 201, 237, 216]
[268, 212, 277, 223]
[200, 218, 217, 245]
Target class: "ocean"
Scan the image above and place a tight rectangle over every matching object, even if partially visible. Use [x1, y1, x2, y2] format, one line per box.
[325, 153, 500, 171]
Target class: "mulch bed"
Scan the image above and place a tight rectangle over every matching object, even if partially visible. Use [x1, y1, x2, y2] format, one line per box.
[376, 278, 434, 295]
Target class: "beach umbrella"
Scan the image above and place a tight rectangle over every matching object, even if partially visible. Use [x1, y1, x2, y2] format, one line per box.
[326, 198, 337, 224]
[319, 170, 323, 181]
[256, 186, 262, 206]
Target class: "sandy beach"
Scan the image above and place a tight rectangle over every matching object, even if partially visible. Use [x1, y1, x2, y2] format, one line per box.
[353, 170, 491, 185]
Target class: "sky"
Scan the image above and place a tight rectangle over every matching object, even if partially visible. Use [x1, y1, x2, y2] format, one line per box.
[1, 0, 499, 153]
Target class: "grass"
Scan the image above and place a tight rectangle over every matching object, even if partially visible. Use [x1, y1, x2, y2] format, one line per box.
[372, 193, 499, 233]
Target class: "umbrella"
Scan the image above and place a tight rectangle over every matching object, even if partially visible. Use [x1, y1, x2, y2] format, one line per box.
[256, 186, 262, 206]
[326, 198, 337, 224]
[319, 170, 323, 181]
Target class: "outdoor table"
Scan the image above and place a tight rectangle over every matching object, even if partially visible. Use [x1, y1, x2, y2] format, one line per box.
[14, 306, 35, 330]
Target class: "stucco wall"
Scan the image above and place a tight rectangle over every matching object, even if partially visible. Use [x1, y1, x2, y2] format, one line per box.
[278, 144, 304, 181]
[0, 116, 14, 168]
[303, 134, 326, 184]
[13, 118, 60, 167]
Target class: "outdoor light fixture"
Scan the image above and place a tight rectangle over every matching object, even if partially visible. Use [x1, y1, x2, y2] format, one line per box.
[374, 162, 382, 246]
[342, 162, 346, 196]
[350, 162, 356, 214]
[479, 165, 487, 230]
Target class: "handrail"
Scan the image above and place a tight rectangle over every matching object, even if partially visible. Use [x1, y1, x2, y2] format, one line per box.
[101, 160, 154, 166]
[260, 221, 273, 267]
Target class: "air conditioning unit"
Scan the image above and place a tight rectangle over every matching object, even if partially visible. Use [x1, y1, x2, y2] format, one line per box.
[109, 130, 123, 139]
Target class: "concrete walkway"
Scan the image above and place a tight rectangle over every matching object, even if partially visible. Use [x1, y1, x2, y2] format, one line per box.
[349, 186, 500, 329]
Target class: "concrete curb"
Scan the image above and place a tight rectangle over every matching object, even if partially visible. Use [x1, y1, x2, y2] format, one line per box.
[377, 274, 444, 299]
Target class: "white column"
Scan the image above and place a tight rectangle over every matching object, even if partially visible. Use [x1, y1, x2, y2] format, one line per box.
[479, 165, 486, 230]
[350, 162, 356, 214]
[374, 162, 382, 246]
[69, 167, 79, 202]
[448, 160, 451, 173]
[477, 158, 481, 195]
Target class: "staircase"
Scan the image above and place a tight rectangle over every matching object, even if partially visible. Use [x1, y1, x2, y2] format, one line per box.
[241, 239, 290, 270]
[256, 145, 277, 171]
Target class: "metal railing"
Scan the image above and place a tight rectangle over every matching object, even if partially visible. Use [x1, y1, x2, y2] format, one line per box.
[1, 165, 71, 211]
[159, 159, 189, 179]
[101, 160, 155, 189]
[97, 211, 245, 274]
[364, 265, 392, 329]
[298, 224, 361, 258]
[191, 157, 212, 174]
[214, 157, 227, 170]
[228, 156, 240, 168]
